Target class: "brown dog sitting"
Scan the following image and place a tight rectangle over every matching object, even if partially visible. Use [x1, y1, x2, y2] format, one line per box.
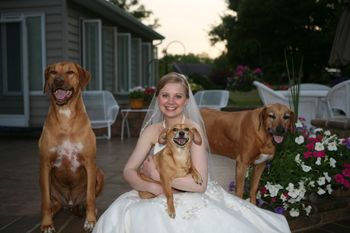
[201, 103, 295, 204]
[39, 62, 104, 233]
[139, 124, 203, 218]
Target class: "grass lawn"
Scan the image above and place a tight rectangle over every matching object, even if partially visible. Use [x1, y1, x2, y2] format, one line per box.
[229, 89, 263, 108]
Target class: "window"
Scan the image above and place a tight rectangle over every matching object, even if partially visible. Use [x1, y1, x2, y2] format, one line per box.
[0, 21, 22, 94]
[27, 15, 44, 91]
[117, 33, 131, 94]
[131, 38, 141, 88]
[102, 26, 118, 93]
[82, 19, 102, 90]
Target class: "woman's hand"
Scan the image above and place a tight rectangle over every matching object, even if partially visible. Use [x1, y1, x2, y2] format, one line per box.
[141, 156, 161, 182]
[149, 182, 164, 196]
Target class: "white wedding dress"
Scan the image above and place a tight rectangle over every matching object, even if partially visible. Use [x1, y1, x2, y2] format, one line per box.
[93, 144, 291, 233]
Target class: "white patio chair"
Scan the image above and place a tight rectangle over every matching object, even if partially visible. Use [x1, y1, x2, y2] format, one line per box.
[83, 90, 120, 139]
[253, 81, 320, 128]
[325, 79, 350, 118]
[194, 90, 229, 110]
[289, 83, 330, 91]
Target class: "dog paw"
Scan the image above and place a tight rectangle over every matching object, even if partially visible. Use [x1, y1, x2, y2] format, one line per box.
[41, 225, 56, 233]
[84, 219, 95, 232]
[192, 175, 203, 185]
[167, 210, 176, 219]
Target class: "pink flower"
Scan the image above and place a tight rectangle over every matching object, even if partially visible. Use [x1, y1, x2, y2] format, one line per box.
[343, 163, 350, 168]
[306, 143, 314, 151]
[335, 174, 345, 184]
[307, 137, 318, 144]
[253, 68, 262, 75]
[313, 151, 325, 158]
[342, 168, 350, 177]
[260, 186, 267, 195]
[303, 151, 313, 159]
[343, 179, 350, 188]
[271, 197, 277, 203]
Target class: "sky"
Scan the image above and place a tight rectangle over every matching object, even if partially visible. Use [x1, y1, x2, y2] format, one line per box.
[140, 0, 229, 59]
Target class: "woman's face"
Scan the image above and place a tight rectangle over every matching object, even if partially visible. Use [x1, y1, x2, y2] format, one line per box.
[157, 82, 188, 118]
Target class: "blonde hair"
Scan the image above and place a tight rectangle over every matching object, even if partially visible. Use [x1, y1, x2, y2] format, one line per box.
[156, 72, 189, 98]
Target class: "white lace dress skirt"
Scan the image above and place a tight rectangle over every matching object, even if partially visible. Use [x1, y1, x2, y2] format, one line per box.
[93, 180, 291, 233]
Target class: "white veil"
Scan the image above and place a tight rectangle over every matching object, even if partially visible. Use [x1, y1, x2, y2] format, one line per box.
[140, 72, 214, 180]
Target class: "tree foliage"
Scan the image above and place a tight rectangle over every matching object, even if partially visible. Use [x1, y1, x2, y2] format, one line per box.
[108, 0, 159, 29]
[210, 0, 343, 84]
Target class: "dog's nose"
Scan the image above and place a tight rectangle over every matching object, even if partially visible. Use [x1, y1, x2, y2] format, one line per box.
[276, 125, 285, 134]
[179, 131, 185, 137]
[54, 77, 64, 87]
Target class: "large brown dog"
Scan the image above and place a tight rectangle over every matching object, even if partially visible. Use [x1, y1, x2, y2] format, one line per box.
[39, 62, 104, 232]
[139, 124, 203, 218]
[201, 103, 295, 204]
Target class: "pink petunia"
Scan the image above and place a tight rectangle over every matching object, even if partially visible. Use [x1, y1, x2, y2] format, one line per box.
[343, 163, 350, 168]
[335, 174, 345, 184]
[306, 143, 314, 151]
[260, 186, 267, 195]
[342, 168, 350, 177]
[303, 151, 313, 159]
[271, 197, 277, 203]
[343, 179, 350, 188]
[313, 151, 325, 158]
[307, 137, 317, 144]
[253, 68, 262, 75]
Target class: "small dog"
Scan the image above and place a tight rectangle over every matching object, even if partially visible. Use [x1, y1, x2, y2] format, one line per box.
[39, 62, 104, 232]
[201, 103, 295, 204]
[139, 124, 203, 218]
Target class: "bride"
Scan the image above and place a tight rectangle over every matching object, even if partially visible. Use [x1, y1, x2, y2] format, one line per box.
[92, 72, 291, 233]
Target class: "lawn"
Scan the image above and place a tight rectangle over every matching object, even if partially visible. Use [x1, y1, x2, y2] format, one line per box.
[229, 89, 262, 108]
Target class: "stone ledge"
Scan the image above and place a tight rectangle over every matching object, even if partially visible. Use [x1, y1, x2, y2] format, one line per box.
[288, 193, 350, 232]
[311, 118, 350, 137]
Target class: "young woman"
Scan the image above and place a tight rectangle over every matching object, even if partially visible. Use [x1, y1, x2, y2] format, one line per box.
[93, 72, 291, 233]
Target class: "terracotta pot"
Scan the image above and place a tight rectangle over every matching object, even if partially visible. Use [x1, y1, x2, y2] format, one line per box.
[129, 98, 144, 109]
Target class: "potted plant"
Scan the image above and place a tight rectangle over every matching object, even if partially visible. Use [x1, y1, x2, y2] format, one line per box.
[143, 86, 156, 105]
[229, 120, 350, 218]
[129, 86, 145, 109]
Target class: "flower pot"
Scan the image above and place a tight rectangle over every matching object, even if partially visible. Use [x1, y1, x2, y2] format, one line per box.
[129, 98, 144, 109]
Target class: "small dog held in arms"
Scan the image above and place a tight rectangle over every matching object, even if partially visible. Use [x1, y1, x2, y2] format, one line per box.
[138, 124, 203, 218]
[201, 103, 295, 204]
[39, 62, 104, 232]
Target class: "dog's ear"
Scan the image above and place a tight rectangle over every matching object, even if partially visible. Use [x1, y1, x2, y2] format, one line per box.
[288, 110, 297, 132]
[258, 107, 267, 131]
[191, 128, 202, 145]
[158, 128, 168, 144]
[43, 64, 52, 94]
[75, 63, 91, 89]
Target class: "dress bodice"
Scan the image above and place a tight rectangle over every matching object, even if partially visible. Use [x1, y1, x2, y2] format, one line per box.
[153, 143, 166, 155]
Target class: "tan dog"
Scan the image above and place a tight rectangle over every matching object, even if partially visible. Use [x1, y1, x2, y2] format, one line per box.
[201, 103, 295, 204]
[139, 124, 203, 218]
[39, 62, 104, 233]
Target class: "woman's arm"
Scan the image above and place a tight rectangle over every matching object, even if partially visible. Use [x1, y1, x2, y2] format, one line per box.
[123, 126, 164, 196]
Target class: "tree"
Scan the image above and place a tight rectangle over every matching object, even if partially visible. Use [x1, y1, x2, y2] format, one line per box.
[108, 0, 159, 29]
[209, 0, 343, 84]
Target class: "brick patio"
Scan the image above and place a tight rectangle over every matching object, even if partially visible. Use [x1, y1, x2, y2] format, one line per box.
[0, 133, 349, 233]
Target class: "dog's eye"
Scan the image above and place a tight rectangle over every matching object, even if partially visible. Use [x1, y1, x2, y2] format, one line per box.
[49, 70, 57, 76]
[184, 128, 189, 131]
[268, 114, 276, 119]
[172, 128, 178, 132]
[283, 115, 290, 120]
[66, 71, 74, 75]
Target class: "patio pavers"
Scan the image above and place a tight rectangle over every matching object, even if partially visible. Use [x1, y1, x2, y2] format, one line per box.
[0, 135, 349, 232]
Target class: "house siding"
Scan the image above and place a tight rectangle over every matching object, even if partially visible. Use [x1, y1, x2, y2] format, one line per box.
[1, 0, 163, 129]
